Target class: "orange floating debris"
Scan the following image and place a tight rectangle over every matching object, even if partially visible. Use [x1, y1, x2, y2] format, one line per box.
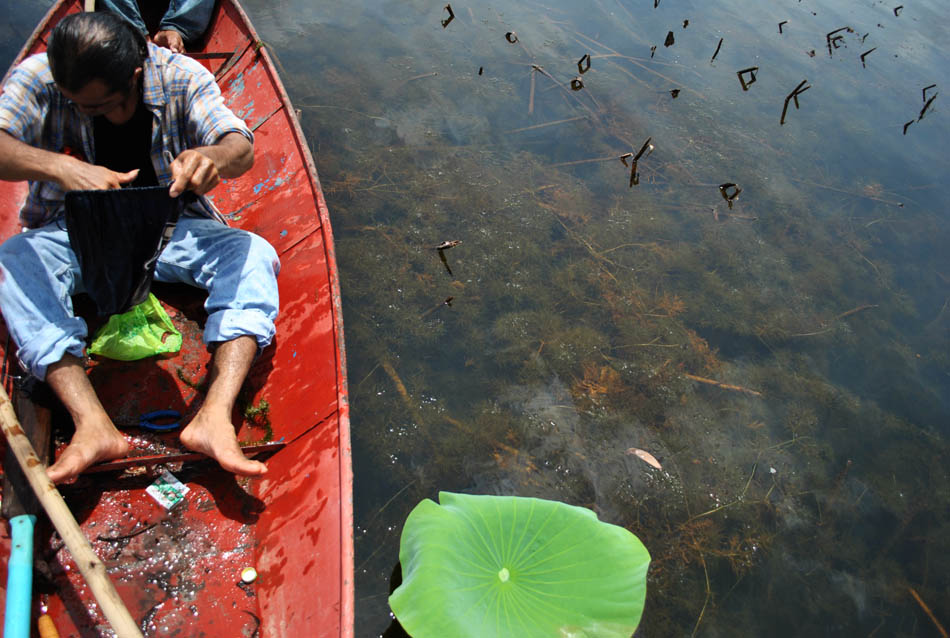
[626, 447, 662, 470]
[685, 373, 763, 397]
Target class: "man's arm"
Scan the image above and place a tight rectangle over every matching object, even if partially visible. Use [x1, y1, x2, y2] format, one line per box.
[0, 130, 138, 190]
[168, 131, 253, 197]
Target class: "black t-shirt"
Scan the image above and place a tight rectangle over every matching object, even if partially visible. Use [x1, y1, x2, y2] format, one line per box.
[93, 99, 158, 188]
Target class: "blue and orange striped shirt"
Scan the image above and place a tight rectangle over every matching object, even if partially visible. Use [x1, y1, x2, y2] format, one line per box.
[0, 42, 252, 228]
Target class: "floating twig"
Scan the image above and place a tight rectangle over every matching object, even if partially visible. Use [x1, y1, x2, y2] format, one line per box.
[650, 45, 657, 58]
[436, 241, 460, 275]
[718, 182, 742, 209]
[505, 31, 518, 43]
[792, 304, 880, 336]
[908, 587, 948, 638]
[903, 120, 914, 135]
[628, 160, 640, 187]
[549, 155, 618, 168]
[529, 66, 537, 113]
[634, 137, 653, 161]
[860, 47, 876, 67]
[664, 31, 675, 47]
[381, 360, 415, 415]
[527, 62, 604, 120]
[441, 4, 454, 28]
[572, 30, 707, 98]
[835, 304, 878, 320]
[691, 555, 712, 638]
[893, 5, 903, 16]
[627, 138, 654, 188]
[919, 93, 938, 121]
[737, 66, 759, 91]
[923, 84, 937, 101]
[778, 20, 788, 34]
[826, 27, 853, 57]
[685, 373, 762, 397]
[710, 37, 723, 63]
[619, 152, 633, 166]
[789, 177, 904, 207]
[506, 115, 587, 133]
[780, 79, 811, 125]
[392, 72, 438, 92]
[577, 53, 591, 74]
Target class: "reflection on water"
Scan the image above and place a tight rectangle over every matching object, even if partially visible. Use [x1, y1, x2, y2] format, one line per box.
[6, 0, 950, 635]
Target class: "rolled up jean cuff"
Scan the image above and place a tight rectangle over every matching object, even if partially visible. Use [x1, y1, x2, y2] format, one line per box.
[204, 308, 276, 349]
[17, 317, 88, 381]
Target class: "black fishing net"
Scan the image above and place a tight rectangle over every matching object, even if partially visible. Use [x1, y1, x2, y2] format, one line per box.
[64, 186, 183, 316]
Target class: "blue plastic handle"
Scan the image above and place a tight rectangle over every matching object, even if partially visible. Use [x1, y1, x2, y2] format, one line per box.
[139, 409, 182, 431]
[4, 514, 36, 638]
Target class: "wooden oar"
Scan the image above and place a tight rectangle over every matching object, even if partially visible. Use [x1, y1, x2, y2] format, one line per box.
[0, 383, 144, 638]
[2, 389, 50, 638]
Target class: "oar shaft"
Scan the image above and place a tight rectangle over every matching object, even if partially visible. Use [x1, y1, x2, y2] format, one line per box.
[0, 388, 143, 638]
[38, 614, 61, 638]
[3, 514, 35, 638]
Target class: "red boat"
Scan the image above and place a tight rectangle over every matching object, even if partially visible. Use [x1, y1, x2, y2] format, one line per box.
[0, 1, 353, 636]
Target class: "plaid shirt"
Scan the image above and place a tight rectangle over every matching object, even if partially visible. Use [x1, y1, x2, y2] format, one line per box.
[0, 43, 252, 228]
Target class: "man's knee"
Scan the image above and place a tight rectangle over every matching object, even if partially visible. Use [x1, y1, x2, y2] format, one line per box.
[245, 232, 280, 278]
[0, 232, 29, 265]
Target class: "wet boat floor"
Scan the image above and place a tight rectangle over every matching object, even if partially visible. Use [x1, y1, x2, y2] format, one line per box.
[29, 286, 273, 637]
[41, 450, 267, 637]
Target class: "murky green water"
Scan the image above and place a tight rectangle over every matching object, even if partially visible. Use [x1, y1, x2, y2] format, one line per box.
[6, 0, 950, 635]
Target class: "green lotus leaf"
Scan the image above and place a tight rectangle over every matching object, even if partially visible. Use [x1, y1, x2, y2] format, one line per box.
[389, 492, 650, 638]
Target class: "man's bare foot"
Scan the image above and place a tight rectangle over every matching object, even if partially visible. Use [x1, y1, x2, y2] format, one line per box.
[47, 423, 130, 484]
[180, 406, 267, 476]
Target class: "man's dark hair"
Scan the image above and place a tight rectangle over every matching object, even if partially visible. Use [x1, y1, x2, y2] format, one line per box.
[47, 12, 148, 94]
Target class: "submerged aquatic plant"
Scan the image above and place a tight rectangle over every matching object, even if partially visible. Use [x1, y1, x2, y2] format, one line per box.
[389, 492, 650, 638]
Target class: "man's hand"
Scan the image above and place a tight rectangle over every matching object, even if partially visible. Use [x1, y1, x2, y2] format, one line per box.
[57, 156, 139, 191]
[153, 29, 185, 53]
[168, 149, 220, 197]
[167, 134, 254, 197]
[0, 131, 140, 190]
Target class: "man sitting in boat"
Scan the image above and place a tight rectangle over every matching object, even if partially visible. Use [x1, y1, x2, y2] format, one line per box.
[0, 11, 279, 483]
[98, 0, 215, 54]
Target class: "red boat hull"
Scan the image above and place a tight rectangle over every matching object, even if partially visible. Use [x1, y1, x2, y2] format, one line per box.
[0, 1, 353, 636]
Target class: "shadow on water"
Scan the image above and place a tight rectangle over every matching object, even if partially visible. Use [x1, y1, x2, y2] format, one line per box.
[6, 0, 950, 635]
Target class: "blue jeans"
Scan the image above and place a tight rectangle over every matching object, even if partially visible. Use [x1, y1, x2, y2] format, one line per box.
[98, 0, 214, 43]
[0, 216, 280, 380]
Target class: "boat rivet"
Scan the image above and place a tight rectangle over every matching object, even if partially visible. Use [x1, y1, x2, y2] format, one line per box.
[241, 567, 258, 583]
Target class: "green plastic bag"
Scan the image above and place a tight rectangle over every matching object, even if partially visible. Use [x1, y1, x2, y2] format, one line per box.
[88, 294, 182, 361]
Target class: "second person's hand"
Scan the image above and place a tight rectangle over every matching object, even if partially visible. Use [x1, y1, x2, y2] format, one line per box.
[153, 29, 185, 53]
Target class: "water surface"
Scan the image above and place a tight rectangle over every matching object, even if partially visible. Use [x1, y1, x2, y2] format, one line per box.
[5, 0, 950, 635]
